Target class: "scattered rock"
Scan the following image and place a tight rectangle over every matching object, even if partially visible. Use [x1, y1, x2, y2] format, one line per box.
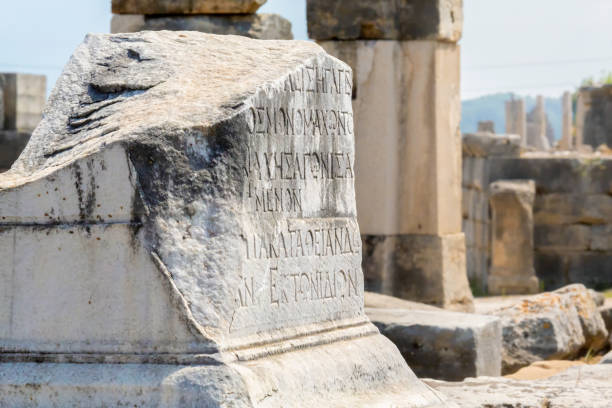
[600, 350, 612, 364]
[112, 0, 267, 14]
[368, 308, 502, 381]
[425, 364, 612, 408]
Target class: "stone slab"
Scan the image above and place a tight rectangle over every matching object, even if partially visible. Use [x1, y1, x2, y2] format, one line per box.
[362, 233, 474, 312]
[319, 40, 462, 236]
[425, 365, 612, 408]
[307, 0, 463, 42]
[112, 0, 266, 14]
[0, 73, 46, 131]
[0, 131, 30, 171]
[364, 291, 440, 311]
[462, 133, 521, 158]
[534, 193, 612, 225]
[0, 31, 451, 407]
[368, 308, 502, 381]
[111, 13, 293, 39]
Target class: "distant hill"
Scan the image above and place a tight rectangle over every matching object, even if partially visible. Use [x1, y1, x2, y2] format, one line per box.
[461, 93, 562, 141]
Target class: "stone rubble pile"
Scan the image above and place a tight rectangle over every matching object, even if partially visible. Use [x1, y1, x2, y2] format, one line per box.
[111, 0, 292, 39]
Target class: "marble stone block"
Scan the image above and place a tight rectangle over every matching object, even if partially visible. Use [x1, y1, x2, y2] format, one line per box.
[505, 98, 526, 146]
[111, 13, 293, 40]
[0, 73, 46, 131]
[112, 0, 266, 14]
[0, 31, 451, 407]
[488, 180, 539, 295]
[307, 0, 463, 42]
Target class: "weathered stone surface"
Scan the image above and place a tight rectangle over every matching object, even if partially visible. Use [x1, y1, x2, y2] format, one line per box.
[362, 233, 474, 312]
[0, 73, 46, 131]
[534, 193, 612, 225]
[111, 13, 293, 40]
[0, 131, 30, 171]
[554, 284, 608, 351]
[575, 84, 612, 148]
[599, 305, 612, 335]
[488, 180, 539, 295]
[462, 133, 521, 158]
[425, 365, 612, 408]
[489, 292, 585, 374]
[534, 224, 591, 250]
[505, 98, 526, 146]
[368, 308, 502, 381]
[590, 289, 605, 307]
[560, 91, 573, 149]
[601, 350, 612, 364]
[365, 291, 440, 311]
[307, 0, 463, 42]
[0, 31, 450, 407]
[476, 121, 494, 133]
[112, 0, 266, 14]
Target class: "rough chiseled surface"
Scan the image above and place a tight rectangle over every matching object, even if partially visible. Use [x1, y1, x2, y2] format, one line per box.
[426, 365, 612, 408]
[307, 0, 463, 42]
[368, 308, 502, 381]
[489, 284, 608, 374]
[111, 13, 293, 40]
[112, 0, 266, 14]
[0, 31, 451, 407]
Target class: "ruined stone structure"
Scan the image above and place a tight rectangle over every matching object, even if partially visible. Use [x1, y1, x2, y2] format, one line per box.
[111, 0, 293, 39]
[0, 73, 46, 171]
[309, 0, 474, 312]
[505, 98, 527, 146]
[0, 31, 452, 407]
[526, 95, 551, 150]
[560, 91, 573, 150]
[575, 84, 612, 148]
[488, 180, 539, 295]
[463, 132, 612, 292]
[477, 121, 495, 133]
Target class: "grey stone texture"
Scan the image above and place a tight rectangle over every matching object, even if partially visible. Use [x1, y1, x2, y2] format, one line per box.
[0, 31, 452, 407]
[600, 305, 612, 335]
[365, 291, 441, 311]
[307, 0, 463, 42]
[505, 98, 526, 146]
[489, 284, 608, 374]
[0, 73, 46, 131]
[488, 179, 539, 295]
[426, 365, 612, 408]
[362, 233, 474, 312]
[601, 350, 612, 364]
[112, 0, 267, 14]
[476, 121, 494, 133]
[560, 91, 573, 149]
[575, 84, 612, 148]
[111, 13, 293, 39]
[526, 95, 551, 150]
[0, 131, 30, 171]
[368, 308, 502, 381]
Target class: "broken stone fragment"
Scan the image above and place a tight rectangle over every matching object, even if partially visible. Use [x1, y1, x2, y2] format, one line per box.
[111, 13, 293, 40]
[112, 0, 267, 14]
[307, 0, 463, 42]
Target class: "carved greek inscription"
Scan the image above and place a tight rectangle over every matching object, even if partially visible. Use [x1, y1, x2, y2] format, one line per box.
[283, 65, 353, 96]
[246, 106, 354, 136]
[243, 151, 354, 181]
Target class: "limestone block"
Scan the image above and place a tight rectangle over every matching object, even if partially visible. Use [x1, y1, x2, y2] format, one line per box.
[111, 13, 293, 40]
[112, 0, 266, 14]
[0, 73, 46, 131]
[554, 284, 609, 351]
[505, 98, 527, 146]
[319, 40, 462, 236]
[534, 224, 591, 251]
[599, 305, 612, 335]
[0, 131, 30, 171]
[426, 365, 612, 408]
[534, 193, 612, 225]
[560, 91, 573, 149]
[476, 121, 494, 133]
[364, 291, 440, 311]
[489, 292, 585, 374]
[490, 156, 612, 195]
[590, 225, 612, 251]
[602, 350, 612, 364]
[362, 233, 474, 312]
[488, 180, 539, 295]
[576, 84, 612, 148]
[567, 252, 612, 289]
[462, 133, 521, 158]
[307, 0, 463, 42]
[367, 308, 502, 381]
[0, 31, 452, 407]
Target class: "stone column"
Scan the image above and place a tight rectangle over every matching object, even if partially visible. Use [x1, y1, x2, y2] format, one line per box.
[111, 0, 293, 39]
[505, 98, 527, 146]
[0, 73, 45, 171]
[559, 91, 573, 150]
[488, 180, 539, 295]
[526, 95, 550, 150]
[308, 0, 474, 311]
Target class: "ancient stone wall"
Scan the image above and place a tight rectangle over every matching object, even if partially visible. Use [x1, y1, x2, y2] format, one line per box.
[575, 84, 612, 148]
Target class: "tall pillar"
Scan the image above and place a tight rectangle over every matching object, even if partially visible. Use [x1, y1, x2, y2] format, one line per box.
[526, 95, 550, 150]
[111, 0, 293, 39]
[308, 0, 474, 311]
[559, 91, 573, 150]
[505, 98, 527, 146]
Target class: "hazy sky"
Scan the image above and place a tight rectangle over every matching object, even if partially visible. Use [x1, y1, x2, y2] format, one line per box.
[1, 0, 611, 100]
